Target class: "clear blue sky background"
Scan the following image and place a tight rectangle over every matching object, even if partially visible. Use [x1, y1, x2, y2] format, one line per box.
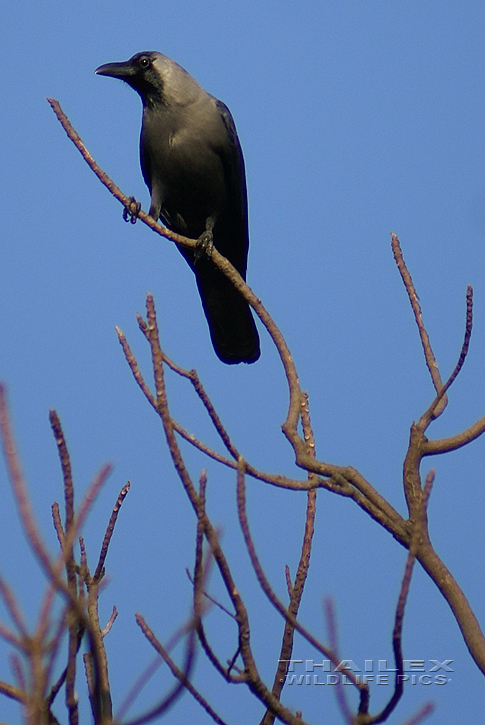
[1, 1, 485, 723]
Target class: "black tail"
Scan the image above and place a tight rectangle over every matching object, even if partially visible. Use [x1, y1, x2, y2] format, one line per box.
[194, 261, 260, 364]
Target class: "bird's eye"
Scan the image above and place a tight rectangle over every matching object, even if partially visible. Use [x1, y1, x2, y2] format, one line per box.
[139, 57, 150, 69]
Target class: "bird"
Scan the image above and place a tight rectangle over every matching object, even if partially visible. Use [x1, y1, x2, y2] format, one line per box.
[95, 51, 260, 364]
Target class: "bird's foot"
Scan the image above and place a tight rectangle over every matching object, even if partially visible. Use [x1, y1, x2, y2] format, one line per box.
[195, 229, 214, 263]
[123, 197, 141, 224]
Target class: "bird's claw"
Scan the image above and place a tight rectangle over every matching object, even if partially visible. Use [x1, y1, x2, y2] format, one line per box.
[123, 197, 141, 224]
[195, 230, 214, 263]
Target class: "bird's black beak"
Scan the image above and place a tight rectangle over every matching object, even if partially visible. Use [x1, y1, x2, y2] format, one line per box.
[95, 61, 134, 79]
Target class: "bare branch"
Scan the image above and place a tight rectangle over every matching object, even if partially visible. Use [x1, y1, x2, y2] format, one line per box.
[0, 678, 27, 703]
[117, 326, 241, 470]
[47, 98, 188, 247]
[423, 413, 485, 455]
[46, 612, 84, 709]
[417, 541, 485, 673]
[51, 503, 65, 547]
[185, 569, 236, 620]
[193, 470, 206, 617]
[419, 284, 474, 426]
[10, 653, 26, 691]
[391, 233, 446, 415]
[94, 482, 130, 582]
[85, 572, 113, 721]
[116, 326, 158, 407]
[69, 464, 113, 552]
[324, 599, 354, 724]
[36, 583, 57, 645]
[390, 232, 443, 390]
[124, 614, 197, 725]
[49, 410, 75, 534]
[1, 385, 113, 618]
[116, 611, 205, 721]
[0, 621, 24, 651]
[440, 284, 473, 392]
[136, 615, 229, 725]
[0, 574, 28, 640]
[102, 607, 118, 637]
[124, 521, 229, 725]
[191, 484, 239, 681]
[49, 411, 80, 725]
[284, 565, 292, 598]
[0, 384, 56, 577]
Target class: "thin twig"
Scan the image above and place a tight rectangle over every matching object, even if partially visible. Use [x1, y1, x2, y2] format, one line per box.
[36, 583, 56, 645]
[324, 599, 354, 724]
[67, 464, 113, 558]
[0, 574, 28, 640]
[440, 285, 473, 393]
[162, 356, 239, 459]
[194, 470, 206, 621]
[10, 653, 26, 691]
[419, 285, 474, 426]
[191, 481, 237, 680]
[0, 384, 55, 578]
[115, 611, 204, 721]
[423, 414, 485, 455]
[124, 615, 197, 725]
[51, 503, 65, 547]
[0, 621, 24, 650]
[391, 233, 446, 415]
[46, 613, 84, 708]
[94, 482, 130, 582]
[102, 607, 118, 637]
[116, 327, 157, 405]
[284, 566, 292, 598]
[0, 680, 27, 703]
[117, 326, 239, 470]
[186, 570, 236, 620]
[49, 411, 79, 725]
[137, 615, 228, 725]
[49, 410, 74, 534]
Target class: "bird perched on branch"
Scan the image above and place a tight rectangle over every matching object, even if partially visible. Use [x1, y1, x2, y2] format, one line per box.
[95, 51, 260, 364]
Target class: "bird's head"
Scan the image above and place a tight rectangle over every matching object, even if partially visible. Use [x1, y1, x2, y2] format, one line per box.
[95, 52, 201, 108]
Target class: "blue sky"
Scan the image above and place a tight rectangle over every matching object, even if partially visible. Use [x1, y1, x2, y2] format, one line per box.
[1, 1, 485, 723]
